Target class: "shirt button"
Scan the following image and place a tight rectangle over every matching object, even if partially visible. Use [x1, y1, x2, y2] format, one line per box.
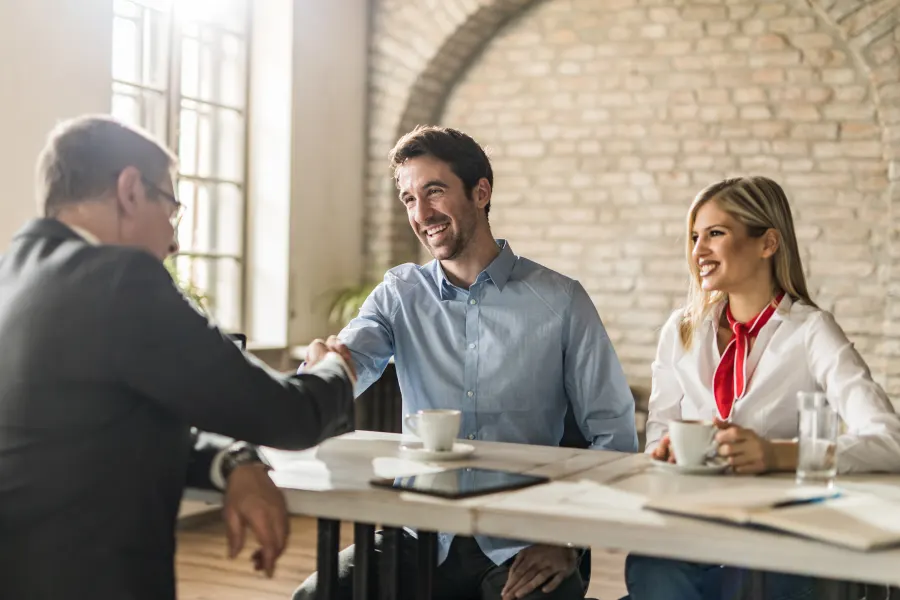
[468, 343, 476, 349]
[467, 390, 474, 397]
[467, 434, 476, 440]
[469, 299, 477, 305]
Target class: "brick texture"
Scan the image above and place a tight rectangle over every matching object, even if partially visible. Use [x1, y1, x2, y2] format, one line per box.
[367, 0, 900, 393]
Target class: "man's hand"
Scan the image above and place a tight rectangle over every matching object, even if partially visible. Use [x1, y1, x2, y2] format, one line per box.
[501, 544, 578, 600]
[305, 335, 355, 378]
[650, 434, 676, 463]
[222, 463, 289, 577]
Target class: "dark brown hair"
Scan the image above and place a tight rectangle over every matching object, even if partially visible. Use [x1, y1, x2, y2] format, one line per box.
[389, 125, 494, 218]
[36, 114, 176, 217]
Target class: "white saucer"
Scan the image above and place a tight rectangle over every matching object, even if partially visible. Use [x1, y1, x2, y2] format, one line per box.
[397, 442, 475, 462]
[651, 458, 728, 475]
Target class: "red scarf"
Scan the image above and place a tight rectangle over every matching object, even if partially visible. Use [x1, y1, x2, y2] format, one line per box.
[713, 294, 784, 420]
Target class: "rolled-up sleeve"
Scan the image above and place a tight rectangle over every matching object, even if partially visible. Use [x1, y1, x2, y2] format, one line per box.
[807, 311, 900, 474]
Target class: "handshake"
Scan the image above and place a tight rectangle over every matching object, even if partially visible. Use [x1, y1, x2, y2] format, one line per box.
[299, 335, 358, 387]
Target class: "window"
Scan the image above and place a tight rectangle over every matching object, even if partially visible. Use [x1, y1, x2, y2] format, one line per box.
[111, 0, 250, 332]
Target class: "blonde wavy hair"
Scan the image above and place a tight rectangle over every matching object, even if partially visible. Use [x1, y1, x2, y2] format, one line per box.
[679, 176, 817, 348]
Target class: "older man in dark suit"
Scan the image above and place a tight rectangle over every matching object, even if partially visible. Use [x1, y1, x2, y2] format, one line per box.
[0, 115, 355, 599]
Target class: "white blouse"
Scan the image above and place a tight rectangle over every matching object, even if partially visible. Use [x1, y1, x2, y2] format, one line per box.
[645, 296, 900, 474]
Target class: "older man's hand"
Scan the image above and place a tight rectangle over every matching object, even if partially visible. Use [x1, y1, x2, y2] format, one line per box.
[222, 463, 289, 577]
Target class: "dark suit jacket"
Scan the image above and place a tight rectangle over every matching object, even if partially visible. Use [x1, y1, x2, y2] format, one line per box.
[0, 219, 354, 599]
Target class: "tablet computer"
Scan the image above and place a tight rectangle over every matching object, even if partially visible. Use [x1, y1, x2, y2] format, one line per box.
[370, 467, 549, 499]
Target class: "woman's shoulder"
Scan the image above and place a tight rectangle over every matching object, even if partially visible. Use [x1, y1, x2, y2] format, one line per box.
[783, 300, 848, 342]
[656, 308, 691, 354]
[784, 299, 831, 324]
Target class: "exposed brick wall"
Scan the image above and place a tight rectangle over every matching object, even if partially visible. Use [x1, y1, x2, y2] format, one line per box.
[365, 0, 542, 280]
[367, 0, 900, 393]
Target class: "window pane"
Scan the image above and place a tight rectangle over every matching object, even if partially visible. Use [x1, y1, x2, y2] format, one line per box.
[180, 25, 245, 109]
[176, 180, 243, 256]
[112, 82, 167, 139]
[141, 6, 170, 90]
[112, 15, 139, 82]
[172, 255, 242, 332]
[179, 100, 244, 180]
[178, 0, 247, 34]
[111, 92, 140, 125]
[219, 34, 246, 108]
[180, 34, 201, 98]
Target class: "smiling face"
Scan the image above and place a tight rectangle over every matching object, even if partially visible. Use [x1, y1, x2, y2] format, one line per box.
[690, 199, 776, 296]
[397, 155, 487, 261]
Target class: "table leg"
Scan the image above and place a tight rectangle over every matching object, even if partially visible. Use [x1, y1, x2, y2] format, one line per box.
[817, 579, 862, 600]
[865, 584, 889, 600]
[380, 527, 402, 600]
[354, 523, 376, 600]
[317, 519, 341, 600]
[745, 570, 766, 600]
[416, 531, 437, 600]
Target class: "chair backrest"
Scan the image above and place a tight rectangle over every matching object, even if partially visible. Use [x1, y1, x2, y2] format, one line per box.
[559, 401, 590, 449]
[226, 333, 247, 351]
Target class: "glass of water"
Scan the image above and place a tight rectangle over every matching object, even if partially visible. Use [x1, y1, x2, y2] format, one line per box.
[796, 392, 839, 487]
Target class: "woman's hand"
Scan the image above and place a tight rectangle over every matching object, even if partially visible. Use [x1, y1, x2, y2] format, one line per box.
[651, 435, 677, 463]
[714, 423, 776, 474]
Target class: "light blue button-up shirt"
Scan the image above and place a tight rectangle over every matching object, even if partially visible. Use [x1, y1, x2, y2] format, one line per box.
[338, 240, 637, 565]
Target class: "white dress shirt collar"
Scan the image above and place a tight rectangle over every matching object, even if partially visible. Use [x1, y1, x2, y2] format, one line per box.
[66, 223, 102, 246]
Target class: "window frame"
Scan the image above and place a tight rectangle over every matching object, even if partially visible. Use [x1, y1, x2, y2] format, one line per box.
[111, 0, 252, 332]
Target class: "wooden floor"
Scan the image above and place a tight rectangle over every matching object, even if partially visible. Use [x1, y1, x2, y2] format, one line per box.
[176, 515, 627, 599]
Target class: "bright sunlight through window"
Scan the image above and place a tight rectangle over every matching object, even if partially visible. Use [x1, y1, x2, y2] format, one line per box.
[111, 0, 249, 332]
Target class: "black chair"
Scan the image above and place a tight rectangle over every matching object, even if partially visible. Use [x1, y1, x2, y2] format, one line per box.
[559, 402, 595, 599]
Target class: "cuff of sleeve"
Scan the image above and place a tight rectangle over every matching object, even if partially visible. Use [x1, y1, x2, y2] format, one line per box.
[309, 352, 357, 388]
[209, 447, 230, 491]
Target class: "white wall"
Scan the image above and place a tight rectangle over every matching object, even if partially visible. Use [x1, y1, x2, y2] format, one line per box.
[0, 0, 113, 246]
[245, 0, 294, 347]
[287, 0, 369, 345]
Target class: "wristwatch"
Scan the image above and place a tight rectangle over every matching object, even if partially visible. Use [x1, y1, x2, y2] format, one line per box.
[220, 442, 272, 483]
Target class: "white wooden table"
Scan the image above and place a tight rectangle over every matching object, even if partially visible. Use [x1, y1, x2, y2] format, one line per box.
[259, 431, 628, 599]
[475, 453, 900, 593]
[199, 432, 900, 600]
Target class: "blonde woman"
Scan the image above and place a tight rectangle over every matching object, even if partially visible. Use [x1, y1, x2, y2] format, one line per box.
[625, 176, 900, 600]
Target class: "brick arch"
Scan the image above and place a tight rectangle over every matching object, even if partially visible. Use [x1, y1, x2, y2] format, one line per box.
[364, 0, 544, 277]
[366, 0, 898, 274]
[805, 0, 900, 389]
[366, 0, 900, 390]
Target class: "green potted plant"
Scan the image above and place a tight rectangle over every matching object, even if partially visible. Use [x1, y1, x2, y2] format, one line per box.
[326, 281, 378, 327]
[164, 257, 209, 313]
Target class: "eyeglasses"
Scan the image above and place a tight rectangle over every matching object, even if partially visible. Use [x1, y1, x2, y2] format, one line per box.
[141, 176, 185, 227]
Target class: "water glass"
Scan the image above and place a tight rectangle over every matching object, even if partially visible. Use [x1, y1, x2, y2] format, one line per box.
[796, 392, 838, 487]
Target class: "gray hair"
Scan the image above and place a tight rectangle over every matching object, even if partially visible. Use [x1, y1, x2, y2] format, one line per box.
[36, 115, 176, 217]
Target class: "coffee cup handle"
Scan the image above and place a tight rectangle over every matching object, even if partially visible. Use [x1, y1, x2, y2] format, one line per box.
[705, 437, 720, 462]
[403, 414, 419, 436]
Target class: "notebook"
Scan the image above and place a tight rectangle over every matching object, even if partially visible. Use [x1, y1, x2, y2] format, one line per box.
[644, 485, 900, 551]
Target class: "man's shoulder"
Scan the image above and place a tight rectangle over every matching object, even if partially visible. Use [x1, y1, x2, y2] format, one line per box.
[382, 261, 434, 291]
[4, 230, 162, 289]
[509, 255, 578, 295]
[65, 245, 166, 290]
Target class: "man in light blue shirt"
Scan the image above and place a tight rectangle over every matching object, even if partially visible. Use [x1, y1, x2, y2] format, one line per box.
[294, 126, 636, 600]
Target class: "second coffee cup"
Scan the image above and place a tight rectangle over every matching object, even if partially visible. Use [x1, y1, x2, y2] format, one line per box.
[404, 409, 462, 452]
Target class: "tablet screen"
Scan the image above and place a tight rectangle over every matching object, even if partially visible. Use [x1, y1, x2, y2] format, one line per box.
[370, 467, 549, 499]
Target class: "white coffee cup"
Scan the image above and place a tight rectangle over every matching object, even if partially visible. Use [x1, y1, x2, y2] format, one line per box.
[668, 419, 718, 467]
[404, 409, 461, 452]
